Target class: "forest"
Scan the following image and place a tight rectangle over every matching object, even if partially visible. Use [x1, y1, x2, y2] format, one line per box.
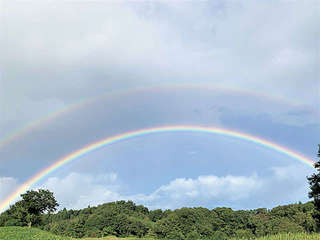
[1, 146, 319, 239]
[0, 199, 318, 239]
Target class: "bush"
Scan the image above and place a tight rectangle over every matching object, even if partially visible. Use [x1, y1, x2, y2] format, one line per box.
[167, 230, 185, 240]
[186, 230, 201, 240]
[212, 231, 228, 240]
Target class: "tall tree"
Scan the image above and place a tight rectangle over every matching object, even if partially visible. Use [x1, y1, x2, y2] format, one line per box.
[307, 144, 320, 226]
[22, 189, 59, 227]
[1, 189, 59, 227]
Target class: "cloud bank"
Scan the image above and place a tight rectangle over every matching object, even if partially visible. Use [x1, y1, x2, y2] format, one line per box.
[1, 0, 318, 136]
[34, 164, 311, 210]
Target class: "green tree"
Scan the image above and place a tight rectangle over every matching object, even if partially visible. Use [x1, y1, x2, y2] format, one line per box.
[307, 144, 320, 225]
[212, 230, 228, 240]
[186, 230, 201, 240]
[149, 209, 164, 222]
[2, 189, 59, 227]
[102, 226, 117, 236]
[167, 230, 185, 240]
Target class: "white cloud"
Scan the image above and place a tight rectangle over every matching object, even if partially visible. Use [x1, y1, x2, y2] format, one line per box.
[155, 174, 262, 201]
[38, 172, 264, 210]
[133, 165, 312, 209]
[31, 164, 312, 210]
[38, 172, 121, 209]
[128, 174, 264, 209]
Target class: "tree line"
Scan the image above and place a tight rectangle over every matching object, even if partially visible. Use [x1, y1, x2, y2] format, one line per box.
[0, 145, 319, 239]
[1, 198, 318, 239]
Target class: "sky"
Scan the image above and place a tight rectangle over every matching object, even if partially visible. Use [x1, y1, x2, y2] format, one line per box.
[0, 0, 319, 212]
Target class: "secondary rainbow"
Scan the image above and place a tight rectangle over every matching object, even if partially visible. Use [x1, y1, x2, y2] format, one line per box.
[1, 83, 315, 150]
[0, 125, 315, 212]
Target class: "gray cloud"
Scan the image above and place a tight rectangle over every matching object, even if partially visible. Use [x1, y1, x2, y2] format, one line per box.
[1, 0, 318, 132]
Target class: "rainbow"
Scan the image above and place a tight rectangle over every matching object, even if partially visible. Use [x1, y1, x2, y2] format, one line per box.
[0, 125, 315, 212]
[1, 83, 315, 150]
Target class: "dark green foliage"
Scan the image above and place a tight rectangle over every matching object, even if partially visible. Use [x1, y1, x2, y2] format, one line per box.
[4, 200, 313, 239]
[0, 189, 58, 228]
[149, 209, 164, 222]
[211, 230, 228, 240]
[102, 225, 117, 236]
[2, 144, 320, 238]
[154, 207, 213, 238]
[0, 206, 27, 227]
[40, 200, 151, 238]
[20, 189, 59, 215]
[1, 193, 317, 239]
[308, 144, 320, 227]
[166, 230, 185, 240]
[186, 230, 201, 240]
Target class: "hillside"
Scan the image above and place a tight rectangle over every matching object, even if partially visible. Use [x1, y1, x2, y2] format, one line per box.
[2, 227, 320, 240]
[1, 200, 317, 239]
[38, 200, 317, 239]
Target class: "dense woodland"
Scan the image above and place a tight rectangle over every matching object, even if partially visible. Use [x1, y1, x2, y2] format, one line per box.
[1, 146, 319, 239]
[0, 199, 318, 239]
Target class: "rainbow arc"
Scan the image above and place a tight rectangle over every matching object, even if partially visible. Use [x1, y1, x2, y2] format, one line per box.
[0, 125, 315, 212]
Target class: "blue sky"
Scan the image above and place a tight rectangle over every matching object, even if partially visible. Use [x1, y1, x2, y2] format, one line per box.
[0, 0, 319, 212]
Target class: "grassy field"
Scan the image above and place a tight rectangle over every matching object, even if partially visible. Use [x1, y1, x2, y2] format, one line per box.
[1, 227, 320, 240]
[0, 227, 71, 240]
[0, 227, 152, 240]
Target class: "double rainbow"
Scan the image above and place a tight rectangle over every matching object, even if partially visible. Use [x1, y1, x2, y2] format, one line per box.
[0, 125, 315, 212]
